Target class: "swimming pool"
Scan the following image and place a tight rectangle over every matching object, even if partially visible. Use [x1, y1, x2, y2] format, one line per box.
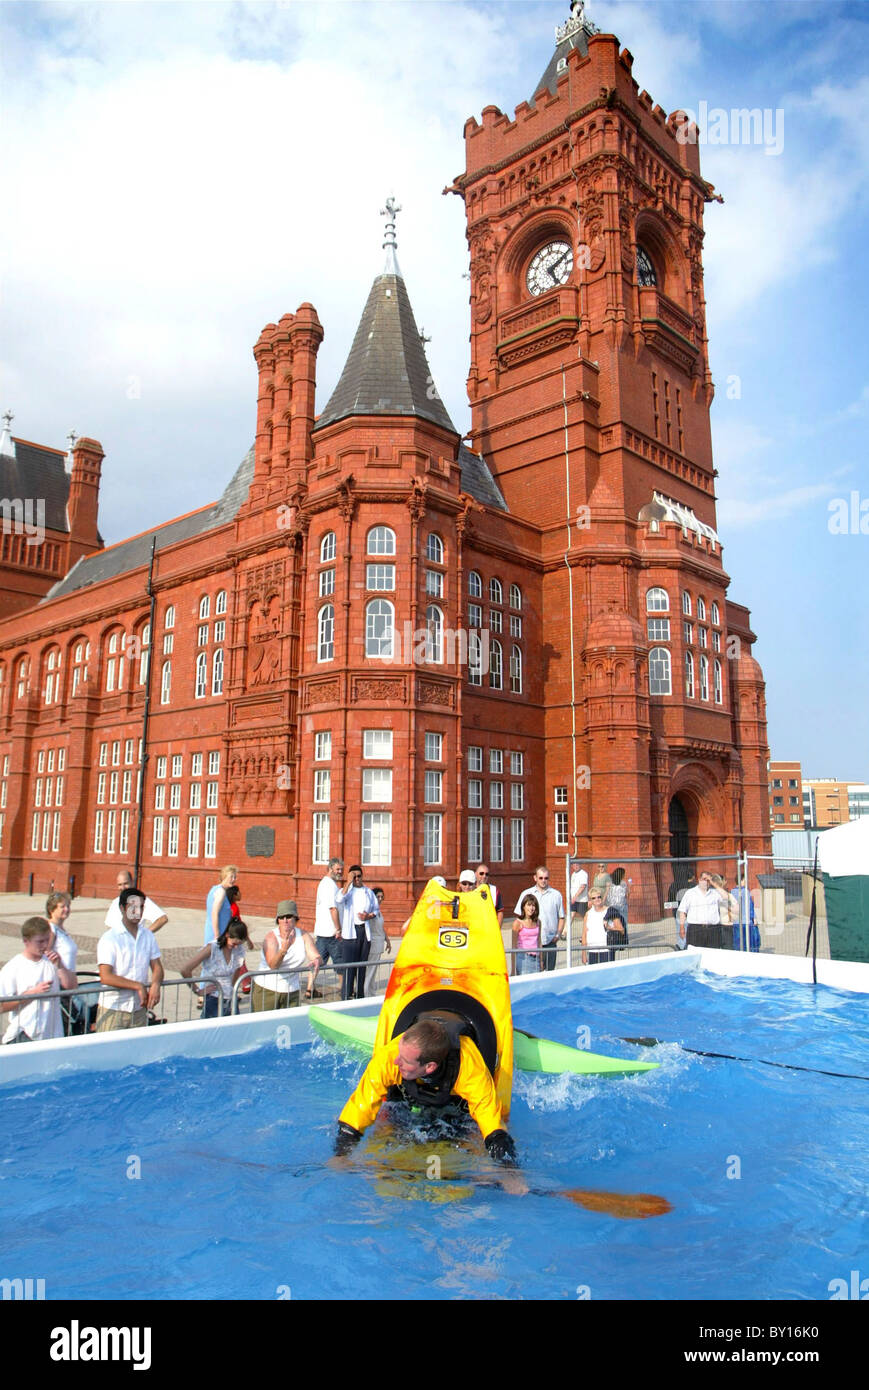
[2, 965, 867, 1300]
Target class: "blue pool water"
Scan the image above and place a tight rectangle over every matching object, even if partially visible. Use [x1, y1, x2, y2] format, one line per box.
[2, 970, 868, 1301]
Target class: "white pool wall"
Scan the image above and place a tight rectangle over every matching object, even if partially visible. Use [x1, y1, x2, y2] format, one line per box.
[2, 946, 868, 1090]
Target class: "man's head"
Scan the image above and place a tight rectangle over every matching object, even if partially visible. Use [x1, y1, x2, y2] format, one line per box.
[458, 870, 476, 891]
[275, 900, 299, 936]
[475, 864, 490, 884]
[349, 864, 364, 883]
[534, 865, 551, 889]
[119, 887, 145, 927]
[697, 870, 712, 890]
[397, 1019, 451, 1080]
[328, 856, 344, 881]
[116, 869, 134, 894]
[21, 917, 52, 959]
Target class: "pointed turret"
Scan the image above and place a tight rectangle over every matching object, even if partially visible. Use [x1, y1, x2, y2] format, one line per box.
[534, 0, 599, 98]
[315, 198, 456, 435]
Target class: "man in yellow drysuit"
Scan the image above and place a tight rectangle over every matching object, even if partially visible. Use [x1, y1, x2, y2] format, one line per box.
[334, 1014, 518, 1167]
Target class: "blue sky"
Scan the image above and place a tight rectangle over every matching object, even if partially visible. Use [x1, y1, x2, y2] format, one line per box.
[1, 0, 867, 778]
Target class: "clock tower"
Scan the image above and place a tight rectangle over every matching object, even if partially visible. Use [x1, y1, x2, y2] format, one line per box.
[449, 1, 770, 861]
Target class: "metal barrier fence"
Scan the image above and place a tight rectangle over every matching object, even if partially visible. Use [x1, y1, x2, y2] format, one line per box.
[554, 851, 837, 961]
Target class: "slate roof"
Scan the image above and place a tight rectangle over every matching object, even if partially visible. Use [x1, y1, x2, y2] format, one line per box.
[44, 447, 255, 601]
[315, 269, 457, 435]
[1, 440, 73, 535]
[534, 13, 597, 98]
[459, 445, 507, 512]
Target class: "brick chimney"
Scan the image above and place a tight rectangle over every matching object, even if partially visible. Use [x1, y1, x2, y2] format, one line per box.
[67, 436, 104, 558]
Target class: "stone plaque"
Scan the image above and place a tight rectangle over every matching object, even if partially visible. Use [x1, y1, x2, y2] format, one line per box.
[246, 826, 275, 858]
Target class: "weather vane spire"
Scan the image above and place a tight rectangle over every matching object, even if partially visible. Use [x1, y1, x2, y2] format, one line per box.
[380, 195, 402, 275]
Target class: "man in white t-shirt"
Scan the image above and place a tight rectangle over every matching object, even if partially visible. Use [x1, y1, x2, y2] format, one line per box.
[314, 856, 347, 974]
[96, 889, 163, 1031]
[0, 918, 76, 1044]
[569, 860, 589, 926]
[339, 865, 379, 1001]
[104, 868, 168, 934]
[514, 866, 565, 972]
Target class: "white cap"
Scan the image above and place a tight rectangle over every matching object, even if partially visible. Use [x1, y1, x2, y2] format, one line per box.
[433, 875, 447, 888]
[459, 869, 476, 884]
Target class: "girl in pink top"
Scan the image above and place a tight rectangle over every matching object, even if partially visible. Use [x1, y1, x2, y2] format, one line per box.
[512, 895, 541, 976]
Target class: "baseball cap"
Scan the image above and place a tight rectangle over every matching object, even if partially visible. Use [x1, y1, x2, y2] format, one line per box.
[275, 899, 299, 920]
[459, 870, 476, 885]
[432, 876, 447, 888]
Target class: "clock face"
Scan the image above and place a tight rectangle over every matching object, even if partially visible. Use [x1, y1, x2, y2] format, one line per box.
[526, 240, 574, 296]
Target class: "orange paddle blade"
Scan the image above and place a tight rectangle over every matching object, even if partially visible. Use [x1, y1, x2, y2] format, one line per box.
[563, 1188, 672, 1220]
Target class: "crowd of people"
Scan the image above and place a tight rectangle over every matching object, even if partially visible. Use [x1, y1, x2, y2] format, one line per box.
[0, 857, 759, 1046]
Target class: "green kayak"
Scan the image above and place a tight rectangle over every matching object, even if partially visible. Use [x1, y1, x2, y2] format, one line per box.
[308, 1006, 657, 1078]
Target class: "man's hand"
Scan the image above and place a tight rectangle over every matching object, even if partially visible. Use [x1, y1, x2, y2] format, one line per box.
[136, 984, 148, 1009]
[28, 980, 54, 996]
[147, 983, 161, 1010]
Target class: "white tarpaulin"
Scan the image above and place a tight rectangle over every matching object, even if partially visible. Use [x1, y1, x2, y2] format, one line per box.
[817, 818, 869, 878]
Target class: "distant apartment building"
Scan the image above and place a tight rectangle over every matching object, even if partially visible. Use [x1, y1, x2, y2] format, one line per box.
[768, 761, 804, 827]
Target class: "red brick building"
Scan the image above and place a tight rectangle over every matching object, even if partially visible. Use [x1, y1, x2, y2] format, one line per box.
[0, 6, 770, 917]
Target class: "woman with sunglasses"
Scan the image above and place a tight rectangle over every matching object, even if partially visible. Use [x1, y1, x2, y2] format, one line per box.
[582, 889, 625, 966]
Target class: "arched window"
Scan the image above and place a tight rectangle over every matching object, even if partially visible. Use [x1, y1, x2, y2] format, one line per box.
[489, 578, 503, 605]
[366, 599, 394, 659]
[195, 651, 207, 699]
[425, 606, 443, 664]
[199, 595, 210, 620]
[699, 654, 709, 701]
[212, 648, 224, 697]
[682, 591, 692, 616]
[320, 532, 336, 563]
[160, 660, 172, 705]
[468, 571, 482, 599]
[637, 246, 657, 286]
[646, 587, 669, 612]
[71, 641, 89, 697]
[426, 533, 444, 565]
[685, 651, 695, 698]
[106, 630, 125, 693]
[711, 601, 720, 626]
[714, 659, 723, 705]
[697, 596, 707, 621]
[489, 639, 503, 690]
[649, 648, 671, 697]
[509, 584, 522, 610]
[318, 605, 334, 662]
[510, 645, 523, 694]
[215, 589, 228, 616]
[138, 626, 150, 686]
[164, 605, 175, 629]
[367, 526, 395, 556]
[44, 649, 62, 705]
[16, 656, 30, 701]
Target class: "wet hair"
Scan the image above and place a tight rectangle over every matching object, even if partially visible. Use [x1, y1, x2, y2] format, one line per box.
[218, 918, 251, 950]
[402, 1018, 451, 1066]
[521, 896, 540, 920]
[45, 891, 71, 918]
[119, 887, 145, 910]
[22, 917, 51, 941]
